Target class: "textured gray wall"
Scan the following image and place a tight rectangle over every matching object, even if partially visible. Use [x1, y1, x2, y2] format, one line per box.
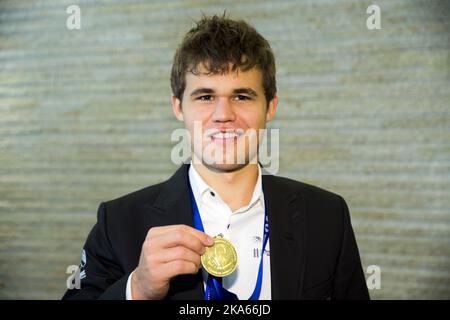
[0, 0, 449, 299]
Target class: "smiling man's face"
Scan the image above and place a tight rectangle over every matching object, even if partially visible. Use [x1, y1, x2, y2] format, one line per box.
[172, 62, 278, 173]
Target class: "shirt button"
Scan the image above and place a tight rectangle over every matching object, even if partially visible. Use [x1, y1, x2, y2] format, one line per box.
[210, 191, 215, 197]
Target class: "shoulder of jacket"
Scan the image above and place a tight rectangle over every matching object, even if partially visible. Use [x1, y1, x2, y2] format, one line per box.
[265, 174, 343, 203]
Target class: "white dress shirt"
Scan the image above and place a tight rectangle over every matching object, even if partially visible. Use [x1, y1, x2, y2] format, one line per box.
[126, 162, 271, 300]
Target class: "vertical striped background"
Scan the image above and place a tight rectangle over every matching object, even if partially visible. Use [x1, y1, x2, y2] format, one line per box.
[0, 0, 449, 299]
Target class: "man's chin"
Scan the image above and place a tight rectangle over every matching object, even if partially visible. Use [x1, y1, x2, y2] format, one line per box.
[201, 161, 249, 173]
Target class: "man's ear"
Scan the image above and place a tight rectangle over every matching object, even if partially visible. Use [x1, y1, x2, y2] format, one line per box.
[265, 95, 278, 123]
[171, 95, 184, 122]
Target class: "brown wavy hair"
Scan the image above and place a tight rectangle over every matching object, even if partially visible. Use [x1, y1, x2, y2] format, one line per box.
[170, 13, 277, 105]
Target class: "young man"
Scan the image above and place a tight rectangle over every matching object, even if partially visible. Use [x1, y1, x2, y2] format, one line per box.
[63, 14, 369, 300]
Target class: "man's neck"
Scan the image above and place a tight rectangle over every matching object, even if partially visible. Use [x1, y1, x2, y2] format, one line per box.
[192, 160, 259, 212]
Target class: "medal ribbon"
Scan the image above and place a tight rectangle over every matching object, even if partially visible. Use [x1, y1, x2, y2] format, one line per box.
[188, 182, 269, 300]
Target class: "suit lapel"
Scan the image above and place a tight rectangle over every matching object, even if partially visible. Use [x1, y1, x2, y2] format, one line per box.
[262, 174, 307, 299]
[147, 164, 194, 227]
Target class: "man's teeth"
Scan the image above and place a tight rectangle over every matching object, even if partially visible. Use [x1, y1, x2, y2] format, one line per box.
[212, 132, 239, 139]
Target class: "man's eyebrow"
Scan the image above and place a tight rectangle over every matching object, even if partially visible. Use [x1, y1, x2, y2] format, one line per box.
[189, 87, 259, 97]
[190, 88, 215, 97]
[233, 87, 258, 97]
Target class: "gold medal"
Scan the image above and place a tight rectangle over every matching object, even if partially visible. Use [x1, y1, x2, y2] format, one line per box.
[201, 234, 238, 277]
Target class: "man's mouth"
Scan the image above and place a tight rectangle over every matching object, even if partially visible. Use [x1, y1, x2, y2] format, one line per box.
[208, 129, 244, 143]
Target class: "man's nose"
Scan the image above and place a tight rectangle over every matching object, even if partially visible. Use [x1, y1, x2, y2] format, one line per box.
[211, 98, 236, 122]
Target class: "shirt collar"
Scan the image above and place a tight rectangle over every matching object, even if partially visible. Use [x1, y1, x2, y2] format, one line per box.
[188, 161, 263, 213]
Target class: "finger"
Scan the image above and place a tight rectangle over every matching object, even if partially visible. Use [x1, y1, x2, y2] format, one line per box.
[151, 230, 207, 255]
[148, 225, 214, 246]
[162, 260, 199, 279]
[156, 246, 201, 268]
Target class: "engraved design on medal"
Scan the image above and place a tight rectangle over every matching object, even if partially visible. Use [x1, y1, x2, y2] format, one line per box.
[201, 234, 237, 277]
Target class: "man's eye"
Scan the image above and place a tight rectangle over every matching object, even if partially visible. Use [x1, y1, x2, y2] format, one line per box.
[197, 95, 212, 101]
[235, 95, 251, 101]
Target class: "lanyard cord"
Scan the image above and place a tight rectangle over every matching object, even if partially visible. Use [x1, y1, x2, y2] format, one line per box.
[188, 183, 269, 300]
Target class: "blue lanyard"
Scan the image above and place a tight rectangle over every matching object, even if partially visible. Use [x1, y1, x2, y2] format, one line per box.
[188, 183, 269, 300]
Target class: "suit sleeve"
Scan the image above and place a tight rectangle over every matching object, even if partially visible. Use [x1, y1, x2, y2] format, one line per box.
[332, 196, 370, 300]
[62, 202, 129, 300]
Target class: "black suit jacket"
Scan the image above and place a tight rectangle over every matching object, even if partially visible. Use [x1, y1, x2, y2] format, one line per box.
[62, 164, 369, 300]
